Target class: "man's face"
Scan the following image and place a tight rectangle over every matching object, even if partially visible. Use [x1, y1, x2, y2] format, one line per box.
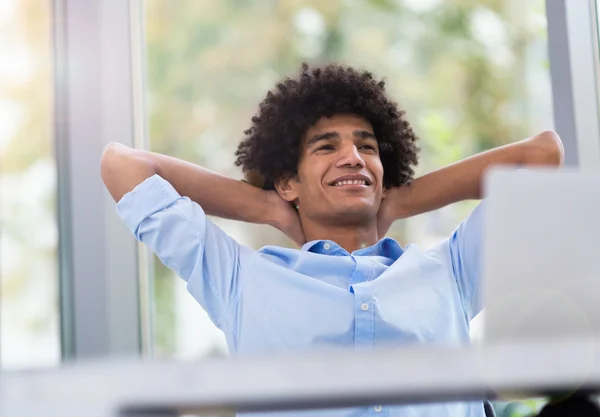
[277, 114, 386, 226]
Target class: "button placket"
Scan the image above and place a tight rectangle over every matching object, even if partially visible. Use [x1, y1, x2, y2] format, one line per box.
[351, 271, 375, 349]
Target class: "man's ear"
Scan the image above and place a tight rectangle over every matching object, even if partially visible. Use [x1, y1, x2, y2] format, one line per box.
[382, 187, 388, 200]
[275, 176, 300, 203]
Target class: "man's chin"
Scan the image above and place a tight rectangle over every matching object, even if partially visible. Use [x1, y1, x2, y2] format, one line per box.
[329, 203, 378, 223]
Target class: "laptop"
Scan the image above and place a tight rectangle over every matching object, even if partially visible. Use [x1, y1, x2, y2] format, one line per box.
[481, 167, 600, 343]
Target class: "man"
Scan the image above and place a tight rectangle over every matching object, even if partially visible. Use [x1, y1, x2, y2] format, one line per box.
[101, 63, 563, 417]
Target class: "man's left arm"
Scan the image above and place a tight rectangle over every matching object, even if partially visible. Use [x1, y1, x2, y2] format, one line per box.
[379, 130, 564, 234]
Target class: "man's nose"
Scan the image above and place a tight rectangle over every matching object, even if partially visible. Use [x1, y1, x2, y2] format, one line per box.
[336, 144, 365, 168]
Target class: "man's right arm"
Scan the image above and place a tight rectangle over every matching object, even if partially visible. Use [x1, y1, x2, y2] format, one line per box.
[101, 142, 284, 229]
[378, 130, 563, 230]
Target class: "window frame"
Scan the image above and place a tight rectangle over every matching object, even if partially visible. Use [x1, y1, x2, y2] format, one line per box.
[547, 0, 600, 169]
[53, 0, 145, 359]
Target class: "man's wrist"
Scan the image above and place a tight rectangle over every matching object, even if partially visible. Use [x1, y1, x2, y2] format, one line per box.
[263, 190, 284, 227]
[238, 185, 280, 226]
[384, 184, 414, 220]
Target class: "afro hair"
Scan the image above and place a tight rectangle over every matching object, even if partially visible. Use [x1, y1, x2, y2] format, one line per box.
[235, 63, 419, 190]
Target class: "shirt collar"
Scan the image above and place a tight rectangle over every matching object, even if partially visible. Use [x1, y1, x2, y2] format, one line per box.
[301, 237, 403, 260]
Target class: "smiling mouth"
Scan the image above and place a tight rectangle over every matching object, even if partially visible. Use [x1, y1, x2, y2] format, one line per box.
[330, 179, 371, 187]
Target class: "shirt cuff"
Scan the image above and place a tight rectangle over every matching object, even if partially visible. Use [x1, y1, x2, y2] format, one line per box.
[116, 174, 181, 234]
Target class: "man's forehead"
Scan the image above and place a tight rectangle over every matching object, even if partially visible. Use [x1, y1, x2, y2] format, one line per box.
[308, 114, 373, 132]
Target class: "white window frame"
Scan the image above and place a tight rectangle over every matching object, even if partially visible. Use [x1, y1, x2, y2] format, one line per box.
[547, 0, 600, 169]
[53, 0, 147, 359]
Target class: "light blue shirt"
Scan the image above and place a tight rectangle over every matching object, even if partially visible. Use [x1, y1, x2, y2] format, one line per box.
[117, 175, 486, 417]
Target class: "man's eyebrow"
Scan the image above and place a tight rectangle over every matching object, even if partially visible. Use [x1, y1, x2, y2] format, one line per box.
[354, 130, 377, 140]
[306, 130, 377, 147]
[306, 131, 340, 146]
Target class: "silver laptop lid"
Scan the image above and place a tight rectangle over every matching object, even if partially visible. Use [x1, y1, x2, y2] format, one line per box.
[482, 167, 600, 343]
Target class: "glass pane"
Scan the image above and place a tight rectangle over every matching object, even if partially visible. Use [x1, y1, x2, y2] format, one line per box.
[144, 0, 551, 360]
[0, 0, 59, 368]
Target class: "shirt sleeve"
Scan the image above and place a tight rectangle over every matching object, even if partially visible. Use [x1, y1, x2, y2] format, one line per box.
[116, 174, 242, 327]
[448, 200, 486, 321]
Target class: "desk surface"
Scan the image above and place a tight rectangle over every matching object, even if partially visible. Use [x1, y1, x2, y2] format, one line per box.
[2, 337, 600, 416]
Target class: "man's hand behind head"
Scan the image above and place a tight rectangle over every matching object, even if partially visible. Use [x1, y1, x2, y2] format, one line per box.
[267, 190, 306, 246]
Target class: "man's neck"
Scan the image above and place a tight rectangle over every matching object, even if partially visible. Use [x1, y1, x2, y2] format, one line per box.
[301, 219, 379, 253]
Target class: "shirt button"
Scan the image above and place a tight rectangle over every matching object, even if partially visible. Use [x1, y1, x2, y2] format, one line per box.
[374, 405, 383, 412]
[323, 242, 331, 250]
[361, 303, 369, 311]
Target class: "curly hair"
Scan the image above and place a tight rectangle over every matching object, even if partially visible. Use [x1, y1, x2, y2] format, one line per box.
[234, 63, 419, 190]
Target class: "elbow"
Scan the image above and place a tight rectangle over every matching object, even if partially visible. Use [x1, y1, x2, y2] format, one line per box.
[100, 142, 120, 169]
[100, 143, 158, 202]
[100, 142, 140, 202]
[532, 130, 564, 166]
[100, 142, 127, 186]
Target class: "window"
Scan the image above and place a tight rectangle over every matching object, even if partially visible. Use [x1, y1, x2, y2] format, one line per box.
[0, 0, 59, 368]
[144, 0, 552, 359]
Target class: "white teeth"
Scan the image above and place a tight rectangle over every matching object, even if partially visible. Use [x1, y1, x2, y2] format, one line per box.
[333, 180, 367, 186]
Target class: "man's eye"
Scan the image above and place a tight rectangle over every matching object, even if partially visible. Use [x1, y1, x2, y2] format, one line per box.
[360, 144, 376, 151]
[317, 145, 334, 151]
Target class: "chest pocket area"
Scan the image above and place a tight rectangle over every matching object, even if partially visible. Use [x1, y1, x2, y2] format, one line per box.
[372, 250, 461, 343]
